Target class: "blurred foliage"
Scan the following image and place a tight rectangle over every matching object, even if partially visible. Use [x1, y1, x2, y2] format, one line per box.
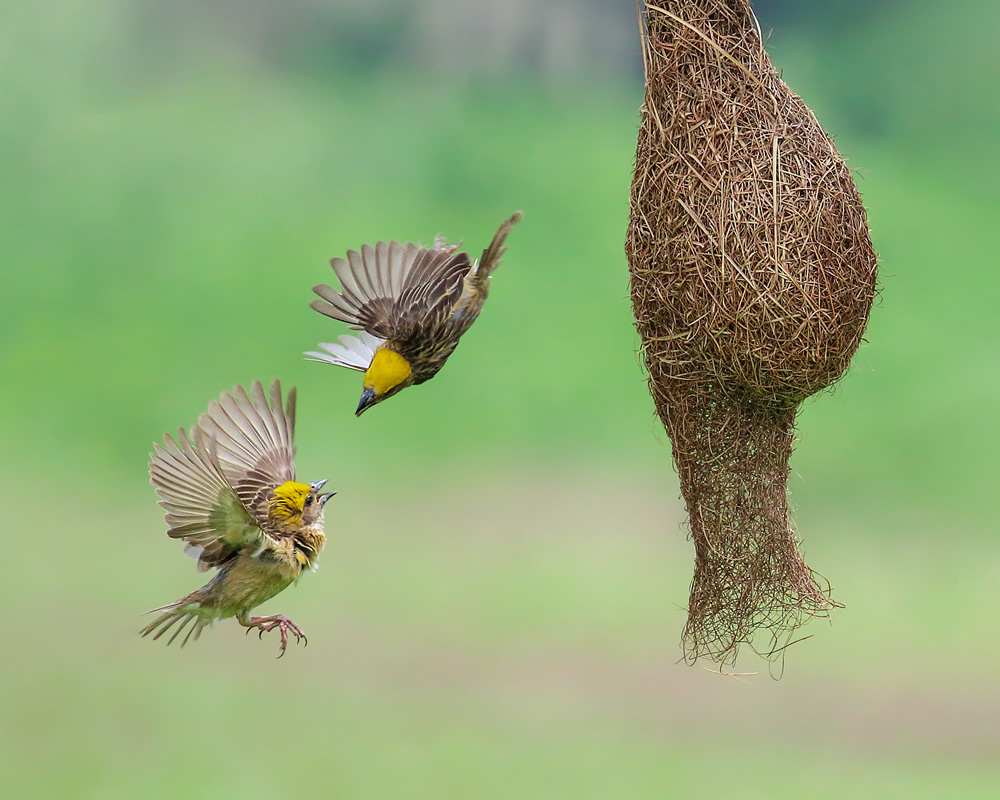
[1, 1, 998, 798]
[754, 0, 893, 33]
[2, 0, 996, 528]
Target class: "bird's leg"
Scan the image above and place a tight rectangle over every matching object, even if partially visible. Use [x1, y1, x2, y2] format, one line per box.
[239, 613, 308, 657]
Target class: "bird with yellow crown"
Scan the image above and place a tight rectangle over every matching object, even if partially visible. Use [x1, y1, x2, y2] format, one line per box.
[142, 379, 334, 656]
[306, 212, 522, 415]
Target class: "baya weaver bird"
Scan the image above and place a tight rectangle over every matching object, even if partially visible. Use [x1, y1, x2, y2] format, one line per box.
[142, 379, 334, 656]
[306, 212, 522, 415]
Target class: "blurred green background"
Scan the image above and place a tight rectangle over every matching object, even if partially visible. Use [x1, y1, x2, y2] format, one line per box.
[2, 0, 998, 797]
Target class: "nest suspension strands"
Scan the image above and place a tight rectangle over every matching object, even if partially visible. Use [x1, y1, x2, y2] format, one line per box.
[626, 1, 877, 665]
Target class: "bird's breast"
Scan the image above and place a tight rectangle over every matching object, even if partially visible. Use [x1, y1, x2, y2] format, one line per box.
[293, 526, 326, 572]
[215, 554, 298, 615]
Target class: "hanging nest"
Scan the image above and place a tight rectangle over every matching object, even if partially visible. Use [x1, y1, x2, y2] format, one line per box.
[626, 1, 877, 666]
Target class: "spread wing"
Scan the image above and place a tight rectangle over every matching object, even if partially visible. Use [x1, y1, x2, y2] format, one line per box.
[149, 426, 267, 572]
[310, 240, 472, 342]
[194, 380, 297, 525]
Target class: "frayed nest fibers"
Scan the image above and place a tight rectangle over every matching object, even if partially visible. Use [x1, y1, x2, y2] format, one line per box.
[626, 1, 877, 666]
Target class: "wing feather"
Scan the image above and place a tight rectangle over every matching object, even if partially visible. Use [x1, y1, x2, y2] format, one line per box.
[310, 285, 361, 326]
[200, 400, 258, 465]
[310, 238, 473, 343]
[331, 253, 368, 309]
[194, 380, 297, 524]
[149, 427, 264, 570]
[215, 393, 264, 454]
[251, 381, 283, 456]
[373, 242, 389, 297]
[305, 331, 385, 372]
[388, 242, 408, 296]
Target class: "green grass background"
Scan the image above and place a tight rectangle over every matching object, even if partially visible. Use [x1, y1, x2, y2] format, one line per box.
[1, 1, 998, 797]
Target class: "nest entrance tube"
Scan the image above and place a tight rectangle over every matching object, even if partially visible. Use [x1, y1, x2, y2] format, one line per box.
[627, 1, 877, 666]
[668, 390, 828, 662]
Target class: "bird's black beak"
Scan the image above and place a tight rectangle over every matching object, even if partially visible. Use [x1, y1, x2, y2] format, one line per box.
[319, 492, 336, 506]
[309, 479, 328, 491]
[356, 387, 376, 417]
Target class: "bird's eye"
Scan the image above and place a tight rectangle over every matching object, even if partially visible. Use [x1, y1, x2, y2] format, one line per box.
[305, 496, 314, 506]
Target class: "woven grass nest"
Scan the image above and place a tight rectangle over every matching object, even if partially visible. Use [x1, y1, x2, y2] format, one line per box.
[626, 1, 878, 666]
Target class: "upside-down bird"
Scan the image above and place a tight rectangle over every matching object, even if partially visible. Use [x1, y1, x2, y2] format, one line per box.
[142, 379, 334, 656]
[306, 212, 522, 415]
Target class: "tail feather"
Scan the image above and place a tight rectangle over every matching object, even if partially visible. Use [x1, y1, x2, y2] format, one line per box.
[474, 211, 522, 287]
[141, 601, 213, 647]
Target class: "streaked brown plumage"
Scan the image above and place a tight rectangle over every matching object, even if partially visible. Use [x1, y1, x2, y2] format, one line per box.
[307, 212, 522, 414]
[142, 379, 333, 656]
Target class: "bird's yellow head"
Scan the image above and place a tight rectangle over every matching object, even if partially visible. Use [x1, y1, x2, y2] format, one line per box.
[268, 480, 335, 525]
[357, 348, 413, 416]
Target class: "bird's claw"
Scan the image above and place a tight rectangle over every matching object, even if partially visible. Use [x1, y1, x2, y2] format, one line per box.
[245, 615, 307, 657]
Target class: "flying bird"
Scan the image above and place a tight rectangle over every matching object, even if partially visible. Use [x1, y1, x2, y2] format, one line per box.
[307, 212, 522, 415]
[142, 379, 334, 656]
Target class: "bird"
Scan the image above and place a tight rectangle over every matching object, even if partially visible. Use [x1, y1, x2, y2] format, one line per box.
[141, 379, 334, 656]
[306, 212, 522, 415]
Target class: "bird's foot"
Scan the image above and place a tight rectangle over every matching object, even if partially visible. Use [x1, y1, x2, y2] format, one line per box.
[244, 614, 307, 657]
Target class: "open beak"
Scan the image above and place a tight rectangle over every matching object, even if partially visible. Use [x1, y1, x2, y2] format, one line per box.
[356, 387, 376, 417]
[309, 479, 335, 505]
